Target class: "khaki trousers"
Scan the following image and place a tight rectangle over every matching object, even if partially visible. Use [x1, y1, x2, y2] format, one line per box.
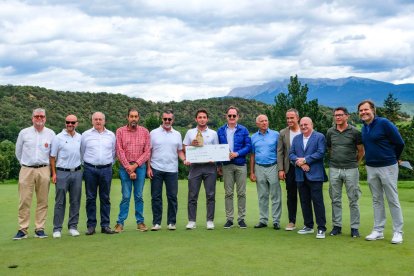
[18, 166, 51, 231]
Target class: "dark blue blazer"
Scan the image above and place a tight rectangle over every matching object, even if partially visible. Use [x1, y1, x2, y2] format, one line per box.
[289, 131, 326, 182]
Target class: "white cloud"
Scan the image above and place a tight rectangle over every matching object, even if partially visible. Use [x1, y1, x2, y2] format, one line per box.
[1, 0, 414, 101]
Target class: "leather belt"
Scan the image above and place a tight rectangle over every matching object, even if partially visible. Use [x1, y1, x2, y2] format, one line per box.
[84, 162, 112, 169]
[22, 164, 48, 168]
[256, 162, 277, 168]
[57, 166, 82, 172]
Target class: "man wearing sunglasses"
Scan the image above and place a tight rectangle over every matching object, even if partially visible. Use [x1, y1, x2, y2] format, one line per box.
[114, 108, 151, 233]
[147, 110, 186, 231]
[14, 108, 56, 240]
[49, 115, 82, 238]
[326, 107, 364, 238]
[217, 106, 251, 229]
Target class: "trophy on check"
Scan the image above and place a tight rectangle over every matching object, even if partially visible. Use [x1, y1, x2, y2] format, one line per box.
[196, 129, 204, 146]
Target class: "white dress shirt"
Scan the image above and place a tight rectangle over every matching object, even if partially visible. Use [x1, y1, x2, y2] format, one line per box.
[183, 127, 219, 146]
[15, 126, 56, 166]
[81, 127, 116, 165]
[50, 129, 82, 169]
[150, 126, 183, 173]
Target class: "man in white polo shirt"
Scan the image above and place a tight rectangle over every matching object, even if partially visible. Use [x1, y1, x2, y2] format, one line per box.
[147, 110, 186, 231]
[14, 108, 55, 240]
[50, 114, 82, 238]
[183, 108, 219, 230]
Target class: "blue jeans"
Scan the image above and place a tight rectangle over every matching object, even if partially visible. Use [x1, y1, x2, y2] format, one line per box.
[117, 165, 146, 225]
[151, 168, 178, 225]
[84, 165, 113, 228]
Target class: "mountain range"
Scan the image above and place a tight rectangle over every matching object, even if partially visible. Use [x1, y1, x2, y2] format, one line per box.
[227, 77, 414, 112]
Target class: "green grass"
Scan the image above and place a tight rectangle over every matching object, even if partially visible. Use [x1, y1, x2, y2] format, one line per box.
[0, 179, 413, 275]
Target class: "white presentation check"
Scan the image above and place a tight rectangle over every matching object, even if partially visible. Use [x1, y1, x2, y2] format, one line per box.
[186, 144, 230, 163]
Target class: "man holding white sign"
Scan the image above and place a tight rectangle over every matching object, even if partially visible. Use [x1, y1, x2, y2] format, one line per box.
[183, 109, 219, 230]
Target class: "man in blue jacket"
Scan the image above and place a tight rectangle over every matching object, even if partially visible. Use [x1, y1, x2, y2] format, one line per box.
[217, 106, 251, 229]
[358, 100, 404, 244]
[289, 117, 327, 239]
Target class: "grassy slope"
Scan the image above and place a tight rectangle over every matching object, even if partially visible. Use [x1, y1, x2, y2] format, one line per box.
[0, 180, 413, 275]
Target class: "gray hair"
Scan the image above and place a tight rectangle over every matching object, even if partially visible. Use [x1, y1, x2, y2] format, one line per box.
[32, 108, 46, 116]
[286, 108, 299, 117]
[92, 111, 105, 120]
[255, 114, 268, 123]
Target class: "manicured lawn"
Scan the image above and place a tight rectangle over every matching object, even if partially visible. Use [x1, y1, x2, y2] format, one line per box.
[0, 179, 413, 275]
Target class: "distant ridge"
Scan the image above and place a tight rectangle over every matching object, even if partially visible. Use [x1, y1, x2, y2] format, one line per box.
[227, 77, 414, 111]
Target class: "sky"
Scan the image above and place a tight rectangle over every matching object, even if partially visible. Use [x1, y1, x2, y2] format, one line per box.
[1, 0, 414, 102]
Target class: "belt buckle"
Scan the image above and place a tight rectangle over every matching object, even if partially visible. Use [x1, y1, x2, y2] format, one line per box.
[70, 168, 76, 172]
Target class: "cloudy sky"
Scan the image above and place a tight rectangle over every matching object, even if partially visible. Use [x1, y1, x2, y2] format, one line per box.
[1, 0, 414, 101]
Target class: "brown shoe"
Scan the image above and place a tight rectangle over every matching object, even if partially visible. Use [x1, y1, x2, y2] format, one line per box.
[137, 223, 148, 232]
[114, 223, 123, 233]
[285, 222, 296, 231]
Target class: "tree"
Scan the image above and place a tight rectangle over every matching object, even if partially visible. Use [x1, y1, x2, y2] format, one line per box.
[382, 93, 401, 123]
[144, 114, 161, 131]
[0, 140, 19, 181]
[267, 75, 331, 133]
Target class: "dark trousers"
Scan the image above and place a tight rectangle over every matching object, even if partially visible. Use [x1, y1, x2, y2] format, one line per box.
[285, 164, 298, 224]
[297, 176, 326, 231]
[188, 163, 217, 221]
[53, 170, 82, 232]
[151, 168, 178, 225]
[84, 165, 112, 228]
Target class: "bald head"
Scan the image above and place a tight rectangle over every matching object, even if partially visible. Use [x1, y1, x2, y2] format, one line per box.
[299, 117, 313, 137]
[65, 114, 78, 135]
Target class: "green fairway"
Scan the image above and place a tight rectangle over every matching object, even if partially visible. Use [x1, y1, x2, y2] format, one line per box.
[0, 179, 413, 275]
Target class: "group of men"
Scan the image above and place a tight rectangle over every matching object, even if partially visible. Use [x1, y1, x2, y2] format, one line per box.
[14, 100, 405, 244]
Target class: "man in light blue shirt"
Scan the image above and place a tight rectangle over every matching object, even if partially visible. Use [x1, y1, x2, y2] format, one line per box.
[50, 114, 82, 238]
[81, 112, 116, 235]
[250, 114, 282, 230]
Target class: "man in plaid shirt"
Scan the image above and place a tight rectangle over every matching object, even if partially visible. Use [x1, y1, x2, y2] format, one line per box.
[114, 108, 151, 233]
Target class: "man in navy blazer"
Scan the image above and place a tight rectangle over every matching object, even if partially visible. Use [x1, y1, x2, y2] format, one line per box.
[289, 117, 327, 239]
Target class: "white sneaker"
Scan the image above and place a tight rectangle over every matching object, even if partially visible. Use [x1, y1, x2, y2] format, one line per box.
[316, 230, 326, 239]
[365, 230, 384, 241]
[206, 221, 215, 230]
[151, 224, 162, 231]
[53, 231, 61, 238]
[391, 232, 403, 244]
[69, 229, 80, 237]
[167, 224, 176, 230]
[186, 221, 196, 230]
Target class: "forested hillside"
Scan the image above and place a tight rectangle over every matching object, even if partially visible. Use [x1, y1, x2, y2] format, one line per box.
[0, 85, 271, 142]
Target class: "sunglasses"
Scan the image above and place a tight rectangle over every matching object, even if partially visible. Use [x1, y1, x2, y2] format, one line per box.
[33, 115, 45, 119]
[162, 118, 173, 122]
[227, 114, 237, 118]
[66, 121, 77, 125]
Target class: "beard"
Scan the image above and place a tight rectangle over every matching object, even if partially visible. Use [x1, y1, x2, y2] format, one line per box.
[129, 121, 138, 128]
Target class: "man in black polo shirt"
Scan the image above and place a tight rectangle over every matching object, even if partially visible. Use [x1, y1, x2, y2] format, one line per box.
[326, 107, 364, 238]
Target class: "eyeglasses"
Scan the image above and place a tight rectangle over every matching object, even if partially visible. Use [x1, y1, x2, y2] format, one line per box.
[227, 114, 237, 118]
[334, 114, 346, 117]
[33, 115, 45, 119]
[162, 118, 173, 122]
[66, 121, 77, 125]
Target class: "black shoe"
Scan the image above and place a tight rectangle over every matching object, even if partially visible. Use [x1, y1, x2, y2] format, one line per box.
[85, 227, 96, 235]
[238, 220, 247, 229]
[254, 222, 267, 228]
[273, 223, 281, 230]
[351, 228, 360, 238]
[224, 220, 233, 229]
[101, 227, 116, 234]
[330, 226, 342, 236]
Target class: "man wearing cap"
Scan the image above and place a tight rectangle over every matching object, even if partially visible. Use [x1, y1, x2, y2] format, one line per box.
[14, 108, 56, 240]
[50, 114, 83, 238]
